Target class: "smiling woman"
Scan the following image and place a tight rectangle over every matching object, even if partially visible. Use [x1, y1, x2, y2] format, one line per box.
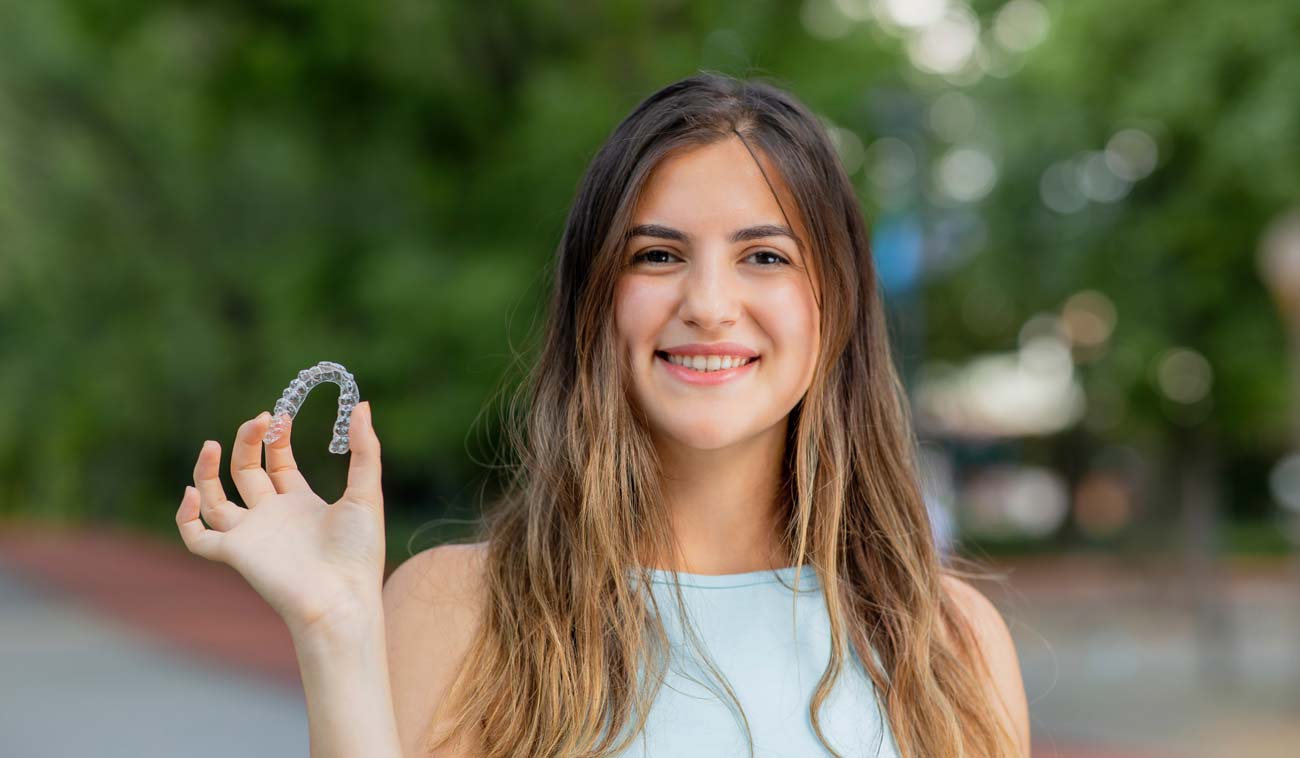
[375, 71, 1030, 758]
[179, 69, 1028, 758]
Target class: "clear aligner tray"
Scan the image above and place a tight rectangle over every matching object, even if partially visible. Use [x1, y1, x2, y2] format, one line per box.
[263, 360, 360, 454]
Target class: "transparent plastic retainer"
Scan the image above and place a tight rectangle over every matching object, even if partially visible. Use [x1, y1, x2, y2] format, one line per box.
[263, 361, 359, 455]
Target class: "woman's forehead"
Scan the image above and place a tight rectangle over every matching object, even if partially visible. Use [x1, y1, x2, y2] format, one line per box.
[631, 136, 808, 242]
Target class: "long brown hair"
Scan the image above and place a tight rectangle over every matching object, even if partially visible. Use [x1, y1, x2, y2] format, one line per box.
[424, 71, 1018, 758]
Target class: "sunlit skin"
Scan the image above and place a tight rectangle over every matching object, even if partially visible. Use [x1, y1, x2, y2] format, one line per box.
[615, 135, 822, 575]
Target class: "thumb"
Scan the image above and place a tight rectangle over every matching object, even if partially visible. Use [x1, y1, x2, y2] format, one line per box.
[342, 401, 383, 510]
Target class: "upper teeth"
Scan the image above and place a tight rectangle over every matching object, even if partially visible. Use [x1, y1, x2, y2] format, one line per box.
[664, 354, 754, 371]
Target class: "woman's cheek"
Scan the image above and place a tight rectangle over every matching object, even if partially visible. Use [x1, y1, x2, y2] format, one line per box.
[758, 281, 820, 395]
[764, 282, 817, 339]
[615, 279, 663, 371]
[616, 280, 672, 339]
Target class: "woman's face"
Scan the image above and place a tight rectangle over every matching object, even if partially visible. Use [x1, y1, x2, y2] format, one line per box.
[615, 135, 821, 452]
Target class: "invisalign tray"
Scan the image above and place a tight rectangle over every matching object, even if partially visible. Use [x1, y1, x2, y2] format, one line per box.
[263, 361, 360, 454]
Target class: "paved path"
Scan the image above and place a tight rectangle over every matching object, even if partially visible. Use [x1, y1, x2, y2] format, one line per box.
[0, 555, 308, 757]
[980, 555, 1300, 758]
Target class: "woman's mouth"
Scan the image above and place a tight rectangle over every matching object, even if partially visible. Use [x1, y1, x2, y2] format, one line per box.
[654, 351, 759, 386]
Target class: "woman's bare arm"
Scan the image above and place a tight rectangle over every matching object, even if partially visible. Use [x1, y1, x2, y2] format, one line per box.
[384, 542, 489, 757]
[291, 539, 490, 758]
[942, 576, 1032, 756]
[291, 602, 403, 758]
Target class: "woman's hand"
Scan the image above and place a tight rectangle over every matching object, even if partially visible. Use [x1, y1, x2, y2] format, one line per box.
[175, 401, 387, 640]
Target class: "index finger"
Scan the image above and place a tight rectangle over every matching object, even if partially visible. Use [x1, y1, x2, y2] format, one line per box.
[231, 412, 278, 508]
[264, 412, 313, 495]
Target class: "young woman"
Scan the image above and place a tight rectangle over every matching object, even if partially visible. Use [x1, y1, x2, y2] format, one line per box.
[177, 72, 1030, 757]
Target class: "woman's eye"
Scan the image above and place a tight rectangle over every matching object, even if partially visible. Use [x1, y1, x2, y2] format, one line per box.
[747, 250, 791, 266]
[631, 249, 681, 266]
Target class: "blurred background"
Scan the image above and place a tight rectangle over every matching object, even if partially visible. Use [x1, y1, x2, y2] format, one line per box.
[2, 0, 1299, 756]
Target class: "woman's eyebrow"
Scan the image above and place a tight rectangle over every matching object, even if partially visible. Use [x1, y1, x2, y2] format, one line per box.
[625, 223, 800, 246]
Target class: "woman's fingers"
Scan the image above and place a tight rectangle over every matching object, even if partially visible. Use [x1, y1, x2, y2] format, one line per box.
[231, 412, 278, 509]
[341, 402, 383, 511]
[193, 440, 247, 531]
[263, 413, 313, 495]
[176, 485, 224, 560]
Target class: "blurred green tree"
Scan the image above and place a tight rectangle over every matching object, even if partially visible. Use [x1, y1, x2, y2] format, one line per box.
[1, 0, 1296, 559]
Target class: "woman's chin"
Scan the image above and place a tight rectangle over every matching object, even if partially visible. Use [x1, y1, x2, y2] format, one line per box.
[655, 424, 754, 452]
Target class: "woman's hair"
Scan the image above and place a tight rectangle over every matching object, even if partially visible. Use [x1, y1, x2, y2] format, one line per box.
[423, 71, 1018, 757]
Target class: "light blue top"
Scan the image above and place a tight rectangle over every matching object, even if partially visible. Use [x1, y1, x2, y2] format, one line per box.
[613, 564, 902, 758]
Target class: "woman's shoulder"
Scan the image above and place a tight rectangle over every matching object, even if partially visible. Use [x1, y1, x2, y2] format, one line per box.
[939, 574, 1031, 756]
[384, 541, 490, 607]
[383, 541, 491, 757]
[383, 539, 490, 635]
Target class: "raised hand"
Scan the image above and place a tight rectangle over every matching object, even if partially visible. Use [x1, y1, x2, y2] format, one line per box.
[175, 401, 387, 639]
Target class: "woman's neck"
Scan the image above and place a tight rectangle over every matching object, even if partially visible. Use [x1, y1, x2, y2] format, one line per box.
[649, 422, 791, 574]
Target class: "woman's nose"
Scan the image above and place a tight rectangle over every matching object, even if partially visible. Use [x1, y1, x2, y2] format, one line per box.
[677, 253, 740, 328]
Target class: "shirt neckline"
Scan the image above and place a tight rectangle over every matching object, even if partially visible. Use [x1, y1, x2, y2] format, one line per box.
[634, 563, 820, 590]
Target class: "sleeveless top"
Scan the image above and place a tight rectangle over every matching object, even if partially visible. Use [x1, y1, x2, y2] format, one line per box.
[611, 564, 902, 758]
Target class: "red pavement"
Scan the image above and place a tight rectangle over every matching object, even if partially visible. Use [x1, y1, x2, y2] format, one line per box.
[0, 522, 1151, 758]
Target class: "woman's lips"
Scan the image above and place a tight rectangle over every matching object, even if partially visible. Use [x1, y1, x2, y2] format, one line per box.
[655, 351, 759, 386]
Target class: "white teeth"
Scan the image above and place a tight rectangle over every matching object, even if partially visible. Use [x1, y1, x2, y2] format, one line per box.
[662, 353, 754, 372]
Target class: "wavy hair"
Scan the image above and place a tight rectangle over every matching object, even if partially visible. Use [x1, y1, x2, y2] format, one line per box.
[422, 71, 1018, 758]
